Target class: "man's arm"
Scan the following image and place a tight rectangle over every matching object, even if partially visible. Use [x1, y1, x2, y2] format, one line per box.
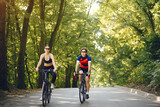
[88, 61, 91, 73]
[75, 61, 79, 74]
[88, 56, 91, 75]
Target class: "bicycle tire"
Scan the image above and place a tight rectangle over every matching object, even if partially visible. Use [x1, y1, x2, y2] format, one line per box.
[79, 82, 84, 104]
[42, 84, 47, 107]
[48, 87, 51, 103]
[83, 82, 87, 101]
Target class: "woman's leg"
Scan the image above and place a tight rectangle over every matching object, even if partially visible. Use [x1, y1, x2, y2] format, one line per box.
[50, 71, 56, 84]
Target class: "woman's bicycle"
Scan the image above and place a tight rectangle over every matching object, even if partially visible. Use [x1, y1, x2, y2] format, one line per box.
[39, 69, 53, 107]
[75, 73, 89, 104]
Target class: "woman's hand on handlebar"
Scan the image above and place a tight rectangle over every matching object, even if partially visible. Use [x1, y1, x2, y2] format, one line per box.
[36, 67, 39, 72]
[53, 68, 57, 72]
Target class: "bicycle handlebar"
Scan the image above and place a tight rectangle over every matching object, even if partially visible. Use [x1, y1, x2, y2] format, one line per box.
[74, 72, 90, 79]
[75, 73, 88, 75]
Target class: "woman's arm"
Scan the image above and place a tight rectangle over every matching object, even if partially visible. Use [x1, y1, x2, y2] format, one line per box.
[51, 54, 57, 72]
[36, 54, 43, 71]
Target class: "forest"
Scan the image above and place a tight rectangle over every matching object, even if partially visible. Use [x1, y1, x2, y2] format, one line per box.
[0, 0, 160, 95]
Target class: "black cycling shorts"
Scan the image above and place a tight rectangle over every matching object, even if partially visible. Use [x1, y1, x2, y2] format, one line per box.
[79, 67, 90, 77]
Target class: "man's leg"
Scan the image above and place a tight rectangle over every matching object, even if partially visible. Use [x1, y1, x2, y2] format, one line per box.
[79, 70, 83, 82]
[86, 76, 90, 92]
[86, 75, 90, 99]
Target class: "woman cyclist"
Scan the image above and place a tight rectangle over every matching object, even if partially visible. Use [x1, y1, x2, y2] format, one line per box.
[36, 45, 57, 100]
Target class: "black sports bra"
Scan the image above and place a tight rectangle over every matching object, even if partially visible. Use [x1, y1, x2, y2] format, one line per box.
[43, 54, 52, 63]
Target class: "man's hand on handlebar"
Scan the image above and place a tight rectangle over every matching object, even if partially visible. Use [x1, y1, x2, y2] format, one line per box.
[74, 71, 77, 76]
[87, 72, 90, 76]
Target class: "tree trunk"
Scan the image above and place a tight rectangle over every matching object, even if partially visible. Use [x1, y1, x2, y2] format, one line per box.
[6, 2, 10, 40]
[49, 0, 64, 51]
[65, 65, 71, 88]
[25, 55, 33, 89]
[37, 0, 45, 88]
[65, 64, 73, 88]
[72, 75, 78, 88]
[109, 74, 112, 85]
[0, 1, 8, 90]
[12, 0, 21, 36]
[17, 0, 34, 89]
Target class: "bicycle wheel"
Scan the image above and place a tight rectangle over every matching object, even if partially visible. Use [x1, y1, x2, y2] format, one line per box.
[79, 82, 84, 104]
[42, 84, 47, 107]
[83, 82, 87, 101]
[48, 87, 52, 103]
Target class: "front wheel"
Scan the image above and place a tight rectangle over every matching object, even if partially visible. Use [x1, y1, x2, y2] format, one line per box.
[83, 83, 87, 101]
[79, 82, 85, 104]
[42, 84, 47, 107]
[48, 88, 52, 103]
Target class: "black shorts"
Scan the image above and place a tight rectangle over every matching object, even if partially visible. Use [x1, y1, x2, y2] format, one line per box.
[79, 67, 90, 77]
[43, 65, 54, 70]
[43, 65, 56, 83]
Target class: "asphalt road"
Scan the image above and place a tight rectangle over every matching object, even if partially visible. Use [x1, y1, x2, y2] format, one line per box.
[1, 87, 160, 107]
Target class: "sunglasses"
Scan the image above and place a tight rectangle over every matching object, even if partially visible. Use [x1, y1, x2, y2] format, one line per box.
[45, 48, 50, 50]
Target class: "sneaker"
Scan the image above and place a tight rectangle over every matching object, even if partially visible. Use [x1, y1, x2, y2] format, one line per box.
[86, 94, 89, 99]
[51, 84, 54, 89]
[40, 97, 42, 101]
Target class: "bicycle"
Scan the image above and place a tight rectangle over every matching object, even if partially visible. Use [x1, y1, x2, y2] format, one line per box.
[75, 73, 90, 104]
[39, 69, 53, 107]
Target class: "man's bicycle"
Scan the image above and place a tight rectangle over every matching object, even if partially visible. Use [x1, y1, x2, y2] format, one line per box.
[39, 69, 53, 107]
[75, 73, 89, 104]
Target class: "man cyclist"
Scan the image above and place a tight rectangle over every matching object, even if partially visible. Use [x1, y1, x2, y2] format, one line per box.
[74, 48, 91, 99]
[36, 45, 57, 100]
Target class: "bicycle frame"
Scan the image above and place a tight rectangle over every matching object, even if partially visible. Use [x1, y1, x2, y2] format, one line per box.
[39, 69, 53, 107]
[76, 73, 88, 103]
[81, 75, 86, 93]
[43, 71, 51, 86]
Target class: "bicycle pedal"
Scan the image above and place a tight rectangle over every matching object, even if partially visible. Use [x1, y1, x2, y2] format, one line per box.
[86, 94, 89, 99]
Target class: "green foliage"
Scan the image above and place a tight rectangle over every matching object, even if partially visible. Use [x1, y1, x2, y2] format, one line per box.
[3, 0, 160, 89]
[91, 0, 160, 89]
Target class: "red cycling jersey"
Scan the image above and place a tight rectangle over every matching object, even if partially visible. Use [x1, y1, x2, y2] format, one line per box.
[77, 55, 91, 69]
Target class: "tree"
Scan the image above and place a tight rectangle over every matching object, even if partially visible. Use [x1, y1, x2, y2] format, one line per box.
[0, 0, 8, 90]
[17, 0, 34, 89]
[49, 0, 64, 51]
[37, 0, 45, 88]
